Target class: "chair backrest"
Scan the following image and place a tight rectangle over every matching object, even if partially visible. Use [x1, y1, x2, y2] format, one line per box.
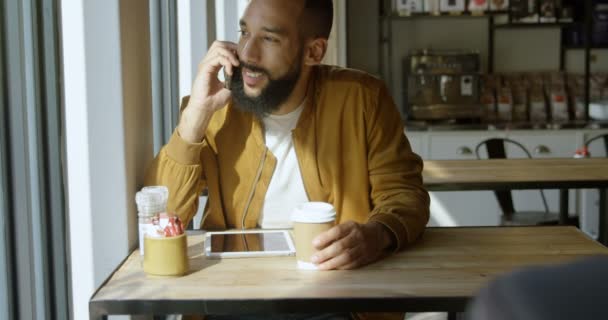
[474, 138, 549, 217]
[584, 134, 608, 158]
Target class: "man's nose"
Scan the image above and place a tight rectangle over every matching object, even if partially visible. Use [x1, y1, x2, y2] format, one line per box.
[239, 38, 261, 65]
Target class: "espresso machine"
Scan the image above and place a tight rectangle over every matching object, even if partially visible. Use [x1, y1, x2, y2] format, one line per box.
[403, 49, 483, 121]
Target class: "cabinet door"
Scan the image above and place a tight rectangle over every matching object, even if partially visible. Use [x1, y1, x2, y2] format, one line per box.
[427, 132, 505, 227]
[506, 131, 579, 159]
[506, 132, 579, 214]
[579, 130, 608, 239]
[428, 132, 506, 160]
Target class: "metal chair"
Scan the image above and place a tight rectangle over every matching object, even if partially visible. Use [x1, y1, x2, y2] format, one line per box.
[583, 134, 608, 244]
[474, 138, 566, 226]
[584, 134, 608, 157]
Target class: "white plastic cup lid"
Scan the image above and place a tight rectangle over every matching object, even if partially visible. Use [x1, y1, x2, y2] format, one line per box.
[291, 202, 336, 223]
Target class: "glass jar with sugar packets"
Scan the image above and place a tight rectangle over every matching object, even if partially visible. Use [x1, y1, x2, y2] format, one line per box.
[135, 186, 169, 256]
[144, 210, 188, 276]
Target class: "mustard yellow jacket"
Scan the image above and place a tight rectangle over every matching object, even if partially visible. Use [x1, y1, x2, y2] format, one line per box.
[145, 65, 430, 252]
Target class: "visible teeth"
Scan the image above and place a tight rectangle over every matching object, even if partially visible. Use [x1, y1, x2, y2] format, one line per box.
[246, 71, 262, 78]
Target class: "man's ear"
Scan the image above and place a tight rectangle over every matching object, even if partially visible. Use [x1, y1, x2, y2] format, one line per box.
[304, 38, 328, 66]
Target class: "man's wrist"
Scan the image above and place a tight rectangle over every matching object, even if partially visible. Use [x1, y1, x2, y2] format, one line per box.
[177, 105, 214, 143]
[369, 221, 397, 251]
[177, 122, 204, 144]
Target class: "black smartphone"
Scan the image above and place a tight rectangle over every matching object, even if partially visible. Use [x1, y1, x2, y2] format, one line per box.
[223, 68, 233, 90]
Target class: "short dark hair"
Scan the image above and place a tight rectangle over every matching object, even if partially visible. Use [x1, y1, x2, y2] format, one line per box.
[300, 0, 334, 39]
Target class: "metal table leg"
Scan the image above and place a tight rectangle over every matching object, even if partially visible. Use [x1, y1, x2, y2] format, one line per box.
[559, 189, 569, 225]
[89, 302, 108, 320]
[599, 188, 607, 246]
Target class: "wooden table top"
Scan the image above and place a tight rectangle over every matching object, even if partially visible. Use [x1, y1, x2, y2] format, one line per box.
[423, 158, 608, 191]
[90, 227, 608, 316]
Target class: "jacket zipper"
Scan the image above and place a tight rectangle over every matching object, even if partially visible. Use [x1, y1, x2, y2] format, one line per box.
[240, 147, 268, 230]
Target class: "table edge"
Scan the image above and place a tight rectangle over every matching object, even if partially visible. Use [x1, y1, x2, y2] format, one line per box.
[89, 296, 470, 317]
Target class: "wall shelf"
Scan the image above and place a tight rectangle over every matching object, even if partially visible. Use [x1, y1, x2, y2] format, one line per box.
[378, 0, 596, 123]
[564, 45, 608, 50]
[381, 11, 508, 20]
[493, 22, 579, 29]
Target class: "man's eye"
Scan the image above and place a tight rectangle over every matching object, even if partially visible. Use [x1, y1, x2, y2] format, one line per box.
[264, 36, 278, 43]
[239, 30, 249, 37]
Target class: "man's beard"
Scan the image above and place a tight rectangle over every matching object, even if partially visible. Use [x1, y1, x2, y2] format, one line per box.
[230, 57, 302, 119]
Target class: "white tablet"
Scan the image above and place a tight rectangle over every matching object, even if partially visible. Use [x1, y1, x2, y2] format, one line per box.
[204, 230, 296, 258]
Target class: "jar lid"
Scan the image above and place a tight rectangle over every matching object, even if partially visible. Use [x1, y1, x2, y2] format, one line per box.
[135, 190, 165, 215]
[141, 186, 169, 203]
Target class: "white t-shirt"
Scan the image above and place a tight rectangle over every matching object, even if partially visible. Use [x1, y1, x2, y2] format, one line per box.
[258, 103, 309, 229]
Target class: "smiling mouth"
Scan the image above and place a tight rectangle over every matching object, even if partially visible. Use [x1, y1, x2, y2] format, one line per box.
[244, 69, 263, 78]
[242, 67, 268, 88]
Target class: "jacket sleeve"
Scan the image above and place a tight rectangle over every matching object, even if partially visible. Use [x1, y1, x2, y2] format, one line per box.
[365, 83, 430, 251]
[144, 129, 207, 227]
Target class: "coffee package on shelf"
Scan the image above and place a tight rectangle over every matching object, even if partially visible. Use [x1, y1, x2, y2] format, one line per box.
[490, 0, 509, 11]
[424, 0, 441, 15]
[468, 0, 489, 13]
[590, 73, 608, 120]
[480, 74, 499, 122]
[539, 0, 558, 23]
[590, 74, 603, 103]
[480, 88, 498, 121]
[545, 72, 570, 121]
[497, 90, 514, 122]
[497, 74, 514, 122]
[595, 73, 608, 101]
[566, 74, 586, 121]
[505, 73, 529, 122]
[395, 0, 424, 16]
[510, 0, 539, 23]
[558, 4, 574, 23]
[440, 0, 466, 14]
[527, 73, 548, 122]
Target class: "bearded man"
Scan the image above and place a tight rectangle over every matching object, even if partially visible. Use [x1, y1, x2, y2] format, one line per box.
[145, 2, 429, 317]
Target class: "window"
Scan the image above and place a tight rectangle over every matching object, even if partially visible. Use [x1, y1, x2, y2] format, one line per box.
[1, 0, 68, 318]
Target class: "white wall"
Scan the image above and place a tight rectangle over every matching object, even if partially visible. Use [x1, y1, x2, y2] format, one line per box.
[62, 0, 152, 319]
[178, 0, 214, 100]
[322, 0, 347, 67]
[215, 0, 248, 43]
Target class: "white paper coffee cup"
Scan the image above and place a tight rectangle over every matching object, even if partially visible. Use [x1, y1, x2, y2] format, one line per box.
[291, 202, 336, 270]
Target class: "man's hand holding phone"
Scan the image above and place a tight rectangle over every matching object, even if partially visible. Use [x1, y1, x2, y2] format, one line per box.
[178, 41, 239, 143]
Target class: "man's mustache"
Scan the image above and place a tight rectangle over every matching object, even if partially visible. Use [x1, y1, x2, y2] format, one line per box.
[237, 62, 270, 78]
